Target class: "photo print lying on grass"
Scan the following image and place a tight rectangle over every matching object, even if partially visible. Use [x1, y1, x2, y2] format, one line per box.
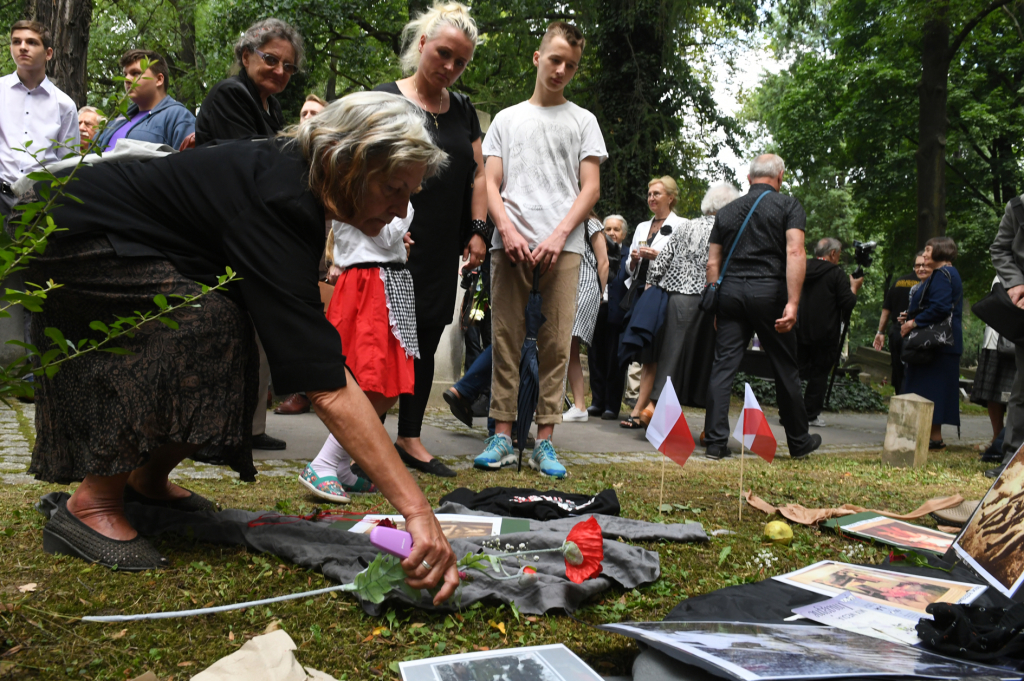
[841, 516, 956, 554]
[397, 644, 602, 681]
[773, 561, 986, 615]
[954, 445, 1024, 598]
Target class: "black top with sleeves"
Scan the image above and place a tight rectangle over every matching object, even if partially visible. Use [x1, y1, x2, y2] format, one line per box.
[373, 82, 481, 325]
[194, 70, 285, 145]
[708, 183, 806, 280]
[45, 138, 343, 394]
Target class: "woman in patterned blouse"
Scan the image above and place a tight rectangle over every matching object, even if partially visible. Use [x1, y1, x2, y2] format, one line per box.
[646, 184, 740, 408]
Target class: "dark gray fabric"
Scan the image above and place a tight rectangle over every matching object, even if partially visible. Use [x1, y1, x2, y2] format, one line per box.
[38, 493, 704, 615]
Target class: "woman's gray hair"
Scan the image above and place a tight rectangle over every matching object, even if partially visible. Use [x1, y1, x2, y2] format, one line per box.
[399, 2, 479, 75]
[280, 92, 448, 219]
[234, 18, 305, 69]
[700, 183, 741, 215]
[748, 153, 785, 179]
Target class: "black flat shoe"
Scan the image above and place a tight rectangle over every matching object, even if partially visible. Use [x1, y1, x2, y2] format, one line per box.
[985, 465, 1006, 478]
[443, 388, 474, 428]
[43, 499, 168, 571]
[704, 444, 731, 460]
[620, 416, 644, 429]
[395, 443, 457, 478]
[124, 484, 217, 513]
[928, 439, 946, 451]
[586, 405, 604, 417]
[791, 434, 822, 459]
[253, 433, 287, 450]
[601, 410, 618, 420]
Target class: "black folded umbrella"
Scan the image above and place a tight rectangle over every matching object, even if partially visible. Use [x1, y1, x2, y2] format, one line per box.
[972, 281, 1024, 345]
[515, 267, 546, 471]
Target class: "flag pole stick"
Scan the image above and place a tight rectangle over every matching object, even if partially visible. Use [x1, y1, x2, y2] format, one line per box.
[739, 442, 745, 521]
[659, 454, 667, 511]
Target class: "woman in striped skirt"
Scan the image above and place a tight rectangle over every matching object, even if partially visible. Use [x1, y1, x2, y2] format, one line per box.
[563, 213, 610, 422]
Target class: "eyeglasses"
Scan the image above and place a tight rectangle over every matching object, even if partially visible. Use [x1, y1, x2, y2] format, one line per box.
[913, 264, 928, 269]
[253, 49, 299, 75]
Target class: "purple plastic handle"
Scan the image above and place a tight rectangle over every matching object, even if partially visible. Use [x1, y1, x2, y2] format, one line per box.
[369, 525, 414, 559]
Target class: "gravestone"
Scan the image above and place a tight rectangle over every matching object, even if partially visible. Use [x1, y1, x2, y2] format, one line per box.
[882, 393, 934, 468]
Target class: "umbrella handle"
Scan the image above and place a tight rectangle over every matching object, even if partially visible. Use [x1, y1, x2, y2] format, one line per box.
[532, 265, 542, 293]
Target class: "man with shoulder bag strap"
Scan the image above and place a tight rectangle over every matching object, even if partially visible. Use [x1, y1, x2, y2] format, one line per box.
[989, 194, 1024, 476]
[701, 154, 822, 460]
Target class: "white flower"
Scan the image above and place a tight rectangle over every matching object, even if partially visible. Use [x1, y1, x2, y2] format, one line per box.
[469, 308, 485, 321]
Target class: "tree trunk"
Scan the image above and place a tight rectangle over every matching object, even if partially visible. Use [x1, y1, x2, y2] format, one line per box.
[917, 12, 950, 248]
[33, 0, 92, 107]
[325, 57, 337, 101]
[172, 0, 199, 110]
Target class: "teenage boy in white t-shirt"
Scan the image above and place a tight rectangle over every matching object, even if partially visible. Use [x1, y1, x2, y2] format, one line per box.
[474, 21, 607, 478]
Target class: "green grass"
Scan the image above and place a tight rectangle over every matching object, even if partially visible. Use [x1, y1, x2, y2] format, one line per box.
[0, 447, 994, 679]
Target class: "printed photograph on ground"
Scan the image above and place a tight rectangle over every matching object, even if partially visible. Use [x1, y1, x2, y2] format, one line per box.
[955, 446, 1024, 597]
[348, 514, 502, 539]
[773, 561, 986, 615]
[842, 516, 956, 553]
[398, 645, 602, 681]
[600, 621, 1013, 681]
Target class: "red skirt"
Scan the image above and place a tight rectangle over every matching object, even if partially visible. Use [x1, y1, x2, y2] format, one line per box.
[326, 268, 415, 398]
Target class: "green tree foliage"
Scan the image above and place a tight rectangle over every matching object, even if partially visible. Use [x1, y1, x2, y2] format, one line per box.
[743, 0, 1024, 352]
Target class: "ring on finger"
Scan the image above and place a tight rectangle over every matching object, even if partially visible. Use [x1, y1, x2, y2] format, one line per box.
[421, 560, 432, 571]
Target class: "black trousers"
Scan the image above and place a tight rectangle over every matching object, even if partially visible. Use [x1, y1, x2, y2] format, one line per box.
[704, 278, 812, 452]
[398, 323, 446, 439]
[799, 341, 838, 419]
[888, 330, 905, 393]
[588, 303, 627, 415]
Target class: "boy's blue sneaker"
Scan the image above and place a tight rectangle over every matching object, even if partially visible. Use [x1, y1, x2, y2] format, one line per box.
[473, 434, 517, 470]
[529, 439, 566, 478]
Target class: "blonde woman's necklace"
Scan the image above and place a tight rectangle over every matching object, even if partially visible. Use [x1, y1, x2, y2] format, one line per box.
[414, 80, 443, 129]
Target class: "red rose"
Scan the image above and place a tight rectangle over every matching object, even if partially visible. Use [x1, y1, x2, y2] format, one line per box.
[563, 517, 604, 584]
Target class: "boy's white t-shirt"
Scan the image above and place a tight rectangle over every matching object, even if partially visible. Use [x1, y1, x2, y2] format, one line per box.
[482, 100, 607, 255]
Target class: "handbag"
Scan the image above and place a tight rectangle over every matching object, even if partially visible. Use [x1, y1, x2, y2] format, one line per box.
[901, 268, 957, 365]
[973, 281, 1024, 345]
[699, 189, 774, 314]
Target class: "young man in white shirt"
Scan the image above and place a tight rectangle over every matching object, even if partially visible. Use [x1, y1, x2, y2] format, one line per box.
[0, 20, 79, 214]
[474, 21, 607, 478]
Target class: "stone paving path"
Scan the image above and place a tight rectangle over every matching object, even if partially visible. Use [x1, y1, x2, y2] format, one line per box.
[1, 399, 995, 485]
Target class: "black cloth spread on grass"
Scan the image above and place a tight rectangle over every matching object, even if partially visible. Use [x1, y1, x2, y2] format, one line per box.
[439, 487, 620, 520]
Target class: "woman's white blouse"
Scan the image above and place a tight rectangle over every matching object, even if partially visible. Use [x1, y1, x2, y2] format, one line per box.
[625, 211, 686, 286]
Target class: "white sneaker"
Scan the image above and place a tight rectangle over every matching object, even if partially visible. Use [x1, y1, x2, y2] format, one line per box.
[563, 405, 589, 422]
[809, 416, 827, 428]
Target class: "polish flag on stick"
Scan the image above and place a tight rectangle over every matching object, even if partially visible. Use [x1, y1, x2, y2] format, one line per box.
[646, 377, 695, 511]
[732, 383, 777, 520]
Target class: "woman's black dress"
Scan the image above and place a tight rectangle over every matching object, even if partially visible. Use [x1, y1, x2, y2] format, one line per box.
[374, 82, 481, 438]
[24, 139, 342, 483]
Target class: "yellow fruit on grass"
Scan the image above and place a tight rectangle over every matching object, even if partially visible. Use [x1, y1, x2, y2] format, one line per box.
[764, 520, 793, 546]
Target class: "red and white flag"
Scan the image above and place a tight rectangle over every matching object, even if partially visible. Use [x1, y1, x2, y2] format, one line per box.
[646, 377, 695, 466]
[732, 383, 776, 463]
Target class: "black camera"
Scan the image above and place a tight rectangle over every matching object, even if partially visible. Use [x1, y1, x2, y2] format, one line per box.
[852, 240, 878, 278]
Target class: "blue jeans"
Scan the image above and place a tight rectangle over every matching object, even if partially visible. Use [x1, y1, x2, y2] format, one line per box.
[453, 345, 501, 437]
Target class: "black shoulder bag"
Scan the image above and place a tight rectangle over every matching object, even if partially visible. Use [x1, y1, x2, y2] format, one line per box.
[901, 268, 958, 365]
[699, 189, 773, 314]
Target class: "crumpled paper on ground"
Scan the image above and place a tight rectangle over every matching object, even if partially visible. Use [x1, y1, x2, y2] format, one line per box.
[191, 629, 337, 681]
[742, 491, 964, 526]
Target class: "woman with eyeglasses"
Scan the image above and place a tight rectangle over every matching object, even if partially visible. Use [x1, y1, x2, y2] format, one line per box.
[195, 18, 303, 145]
[194, 18, 304, 452]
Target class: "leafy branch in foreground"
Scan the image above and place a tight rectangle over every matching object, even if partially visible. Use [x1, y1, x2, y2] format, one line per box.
[0, 59, 234, 402]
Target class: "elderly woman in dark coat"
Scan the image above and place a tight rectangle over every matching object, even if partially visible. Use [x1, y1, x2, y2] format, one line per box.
[901, 236, 963, 450]
[26, 93, 460, 600]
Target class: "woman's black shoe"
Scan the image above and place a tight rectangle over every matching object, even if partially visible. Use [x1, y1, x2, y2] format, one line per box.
[124, 484, 217, 513]
[395, 443, 457, 478]
[43, 499, 168, 571]
[929, 439, 946, 451]
[443, 389, 474, 428]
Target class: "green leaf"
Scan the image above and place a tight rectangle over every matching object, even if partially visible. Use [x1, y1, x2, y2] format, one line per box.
[157, 317, 179, 330]
[43, 327, 68, 354]
[718, 546, 732, 566]
[101, 347, 133, 355]
[658, 504, 673, 513]
[153, 294, 168, 310]
[89, 321, 110, 334]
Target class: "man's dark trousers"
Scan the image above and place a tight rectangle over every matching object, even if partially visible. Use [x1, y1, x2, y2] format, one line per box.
[888, 330, 905, 393]
[799, 341, 838, 419]
[704, 277, 813, 452]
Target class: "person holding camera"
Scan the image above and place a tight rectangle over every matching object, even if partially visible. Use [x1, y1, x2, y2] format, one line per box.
[873, 255, 927, 393]
[796, 238, 863, 427]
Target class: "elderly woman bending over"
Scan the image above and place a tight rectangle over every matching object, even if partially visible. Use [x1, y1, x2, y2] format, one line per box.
[28, 93, 460, 600]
